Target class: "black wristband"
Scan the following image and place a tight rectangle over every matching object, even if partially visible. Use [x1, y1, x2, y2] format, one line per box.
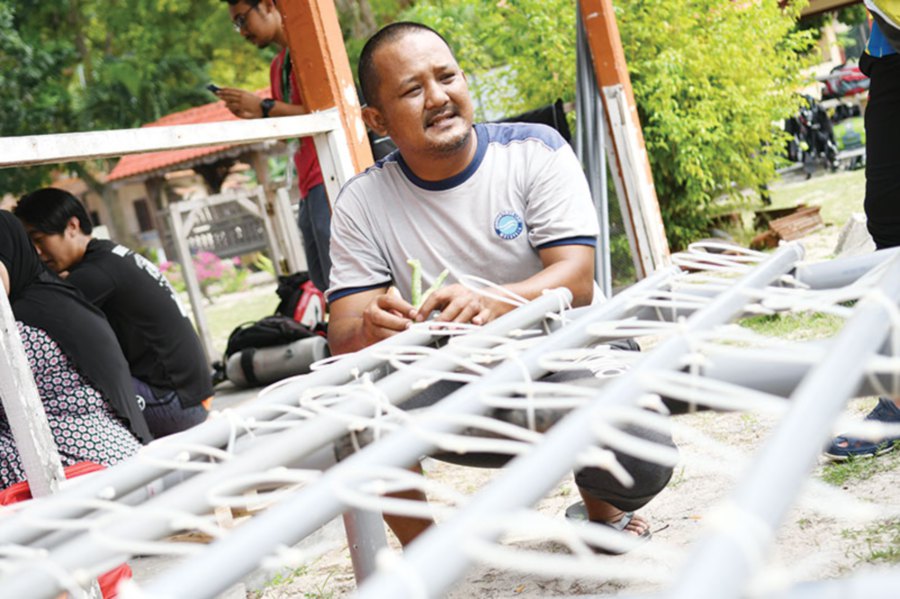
[261, 98, 276, 118]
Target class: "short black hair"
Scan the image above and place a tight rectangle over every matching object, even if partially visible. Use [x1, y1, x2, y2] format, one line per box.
[16, 188, 94, 235]
[358, 22, 454, 109]
[221, 0, 261, 6]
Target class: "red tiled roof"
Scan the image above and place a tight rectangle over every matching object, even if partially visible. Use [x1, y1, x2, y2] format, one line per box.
[107, 90, 268, 182]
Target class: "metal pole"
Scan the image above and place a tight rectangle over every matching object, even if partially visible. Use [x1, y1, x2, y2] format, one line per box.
[0, 281, 65, 497]
[577, 5, 612, 297]
[665, 252, 900, 599]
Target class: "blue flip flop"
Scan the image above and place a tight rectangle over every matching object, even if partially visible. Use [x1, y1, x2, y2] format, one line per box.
[824, 398, 900, 461]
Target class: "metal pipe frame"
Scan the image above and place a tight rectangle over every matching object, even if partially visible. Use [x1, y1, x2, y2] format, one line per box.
[146, 245, 802, 597]
[3, 242, 898, 598]
[0, 325, 436, 550]
[0, 290, 576, 598]
[350, 245, 807, 598]
[133, 267, 683, 598]
[662, 253, 900, 598]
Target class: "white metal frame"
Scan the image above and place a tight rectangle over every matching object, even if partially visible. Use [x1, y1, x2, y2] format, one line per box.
[0, 109, 353, 510]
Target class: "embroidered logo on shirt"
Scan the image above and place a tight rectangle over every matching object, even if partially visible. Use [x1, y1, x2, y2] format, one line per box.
[493, 211, 524, 240]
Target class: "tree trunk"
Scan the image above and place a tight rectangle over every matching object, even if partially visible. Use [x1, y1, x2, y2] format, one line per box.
[335, 0, 378, 39]
[73, 162, 138, 248]
[66, 0, 92, 83]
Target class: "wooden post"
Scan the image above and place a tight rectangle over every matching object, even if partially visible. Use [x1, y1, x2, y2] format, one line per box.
[579, 0, 669, 278]
[0, 281, 65, 497]
[278, 0, 374, 182]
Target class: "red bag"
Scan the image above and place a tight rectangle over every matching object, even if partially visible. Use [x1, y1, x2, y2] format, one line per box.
[0, 462, 133, 598]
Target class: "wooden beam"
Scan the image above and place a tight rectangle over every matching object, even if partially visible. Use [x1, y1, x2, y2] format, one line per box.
[579, 0, 670, 278]
[279, 0, 373, 176]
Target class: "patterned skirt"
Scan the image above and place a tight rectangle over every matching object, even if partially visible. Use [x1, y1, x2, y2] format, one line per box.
[0, 323, 142, 489]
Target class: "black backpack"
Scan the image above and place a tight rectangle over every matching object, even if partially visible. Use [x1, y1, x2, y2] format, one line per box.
[224, 315, 317, 359]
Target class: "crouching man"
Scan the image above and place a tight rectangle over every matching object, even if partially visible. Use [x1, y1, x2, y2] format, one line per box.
[326, 22, 674, 548]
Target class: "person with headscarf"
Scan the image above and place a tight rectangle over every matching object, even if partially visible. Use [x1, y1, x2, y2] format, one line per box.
[0, 210, 150, 488]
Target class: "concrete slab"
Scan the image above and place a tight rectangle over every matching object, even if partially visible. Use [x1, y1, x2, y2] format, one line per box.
[834, 212, 876, 258]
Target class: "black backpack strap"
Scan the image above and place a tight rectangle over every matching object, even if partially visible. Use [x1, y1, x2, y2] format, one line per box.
[240, 348, 260, 387]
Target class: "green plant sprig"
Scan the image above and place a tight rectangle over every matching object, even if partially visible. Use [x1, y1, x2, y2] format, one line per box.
[407, 258, 449, 309]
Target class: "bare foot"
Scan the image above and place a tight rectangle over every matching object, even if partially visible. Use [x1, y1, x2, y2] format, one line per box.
[578, 487, 650, 538]
[605, 510, 650, 536]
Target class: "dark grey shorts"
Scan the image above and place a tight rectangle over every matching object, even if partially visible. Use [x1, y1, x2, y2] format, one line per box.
[399, 367, 675, 514]
[132, 378, 208, 438]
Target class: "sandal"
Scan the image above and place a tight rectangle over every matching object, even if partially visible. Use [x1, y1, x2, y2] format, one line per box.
[564, 501, 652, 555]
[824, 398, 900, 461]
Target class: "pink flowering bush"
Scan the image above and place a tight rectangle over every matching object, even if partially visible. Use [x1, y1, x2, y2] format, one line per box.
[159, 252, 248, 299]
[193, 251, 226, 284]
[158, 260, 185, 293]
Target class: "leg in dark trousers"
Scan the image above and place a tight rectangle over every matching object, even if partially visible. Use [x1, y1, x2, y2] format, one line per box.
[862, 52, 900, 250]
[298, 183, 333, 293]
[385, 360, 675, 545]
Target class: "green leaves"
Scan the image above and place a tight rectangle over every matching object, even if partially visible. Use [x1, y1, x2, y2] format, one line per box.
[0, 0, 272, 195]
[617, 0, 814, 248]
[398, 0, 576, 119]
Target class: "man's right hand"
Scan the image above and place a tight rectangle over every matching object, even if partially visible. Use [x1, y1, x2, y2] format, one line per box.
[328, 287, 417, 355]
[361, 287, 418, 345]
[216, 87, 263, 119]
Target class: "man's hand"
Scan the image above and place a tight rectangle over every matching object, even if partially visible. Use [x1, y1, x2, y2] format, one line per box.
[329, 287, 417, 355]
[362, 287, 417, 345]
[216, 87, 264, 119]
[416, 283, 495, 325]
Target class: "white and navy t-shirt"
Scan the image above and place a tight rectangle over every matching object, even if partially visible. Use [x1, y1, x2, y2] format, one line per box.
[327, 122, 600, 304]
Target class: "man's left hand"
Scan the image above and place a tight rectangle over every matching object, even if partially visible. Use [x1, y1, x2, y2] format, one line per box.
[216, 88, 263, 119]
[416, 284, 497, 325]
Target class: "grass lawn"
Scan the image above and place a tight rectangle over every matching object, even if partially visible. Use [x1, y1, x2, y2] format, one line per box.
[767, 168, 865, 229]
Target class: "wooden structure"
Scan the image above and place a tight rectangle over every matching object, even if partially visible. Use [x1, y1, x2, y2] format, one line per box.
[280, 0, 374, 193]
[579, 0, 670, 278]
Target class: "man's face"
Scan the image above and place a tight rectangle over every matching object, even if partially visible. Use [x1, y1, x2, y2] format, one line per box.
[228, 0, 277, 49]
[363, 31, 475, 162]
[26, 222, 82, 273]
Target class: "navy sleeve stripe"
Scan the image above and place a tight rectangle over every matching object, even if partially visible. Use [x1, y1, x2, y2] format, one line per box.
[537, 236, 597, 250]
[484, 122, 567, 151]
[327, 281, 392, 303]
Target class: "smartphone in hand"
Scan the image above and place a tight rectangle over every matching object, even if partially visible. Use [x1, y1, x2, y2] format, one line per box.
[206, 83, 221, 93]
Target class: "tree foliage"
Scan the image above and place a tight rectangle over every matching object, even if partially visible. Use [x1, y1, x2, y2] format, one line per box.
[616, 0, 814, 248]
[395, 0, 576, 119]
[1, 0, 271, 196]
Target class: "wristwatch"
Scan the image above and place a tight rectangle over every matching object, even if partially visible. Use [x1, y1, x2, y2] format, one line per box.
[260, 98, 276, 118]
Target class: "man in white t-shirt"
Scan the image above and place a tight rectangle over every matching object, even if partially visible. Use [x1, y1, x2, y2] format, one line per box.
[327, 22, 671, 548]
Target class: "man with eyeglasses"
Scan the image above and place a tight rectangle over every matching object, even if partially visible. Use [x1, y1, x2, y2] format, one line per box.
[215, 0, 331, 296]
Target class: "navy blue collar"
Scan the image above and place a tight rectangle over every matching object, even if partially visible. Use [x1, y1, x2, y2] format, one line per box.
[396, 123, 488, 191]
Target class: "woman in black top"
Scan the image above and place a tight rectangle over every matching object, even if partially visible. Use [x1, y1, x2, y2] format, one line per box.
[0, 211, 150, 485]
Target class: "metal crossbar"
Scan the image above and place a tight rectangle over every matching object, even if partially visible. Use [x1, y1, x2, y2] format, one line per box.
[1, 243, 899, 599]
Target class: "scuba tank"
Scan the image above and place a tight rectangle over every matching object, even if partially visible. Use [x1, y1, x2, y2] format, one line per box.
[226, 336, 329, 388]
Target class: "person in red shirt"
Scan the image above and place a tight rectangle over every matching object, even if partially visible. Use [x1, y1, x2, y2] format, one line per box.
[216, 0, 331, 294]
